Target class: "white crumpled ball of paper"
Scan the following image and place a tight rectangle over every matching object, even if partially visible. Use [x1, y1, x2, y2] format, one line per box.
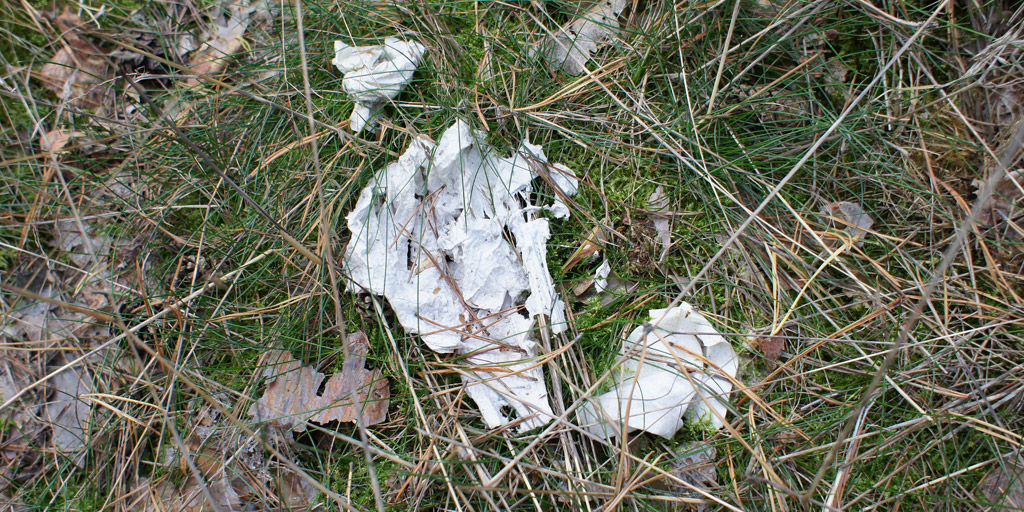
[332, 37, 426, 133]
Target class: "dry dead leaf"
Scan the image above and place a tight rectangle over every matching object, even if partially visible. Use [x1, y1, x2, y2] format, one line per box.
[249, 332, 389, 430]
[572, 276, 595, 297]
[138, 405, 323, 512]
[0, 347, 46, 480]
[139, 464, 321, 512]
[667, 442, 717, 503]
[979, 457, 1024, 510]
[822, 201, 873, 247]
[44, 358, 92, 466]
[249, 350, 320, 431]
[141, 408, 255, 512]
[543, 0, 628, 75]
[572, 259, 613, 299]
[2, 256, 115, 344]
[976, 168, 1024, 239]
[38, 129, 84, 154]
[111, 5, 197, 74]
[53, 219, 131, 269]
[563, 225, 606, 273]
[184, 0, 265, 87]
[648, 186, 672, 262]
[278, 471, 322, 511]
[2, 294, 57, 343]
[140, 473, 242, 512]
[754, 335, 785, 361]
[38, 7, 113, 110]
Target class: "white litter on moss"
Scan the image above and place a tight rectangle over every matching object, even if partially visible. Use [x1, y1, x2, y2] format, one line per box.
[580, 303, 737, 439]
[331, 38, 426, 133]
[344, 120, 579, 432]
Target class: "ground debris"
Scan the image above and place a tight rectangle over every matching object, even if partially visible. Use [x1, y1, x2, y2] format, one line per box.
[37, 7, 114, 111]
[0, 492, 28, 511]
[571, 259, 632, 307]
[249, 332, 389, 431]
[753, 335, 784, 361]
[53, 219, 132, 270]
[963, 13, 1024, 143]
[137, 401, 323, 512]
[975, 168, 1023, 241]
[579, 303, 738, 438]
[667, 442, 718, 502]
[38, 129, 83, 155]
[648, 186, 672, 262]
[979, 456, 1024, 510]
[44, 358, 93, 466]
[111, 3, 197, 74]
[331, 37, 426, 133]
[343, 120, 579, 432]
[0, 343, 46, 483]
[138, 466, 321, 512]
[1, 254, 136, 475]
[543, 0, 628, 75]
[821, 201, 873, 247]
[185, 0, 268, 87]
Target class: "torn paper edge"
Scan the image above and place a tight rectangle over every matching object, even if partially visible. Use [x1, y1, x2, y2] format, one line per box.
[332, 37, 426, 133]
[579, 303, 737, 439]
[344, 120, 579, 432]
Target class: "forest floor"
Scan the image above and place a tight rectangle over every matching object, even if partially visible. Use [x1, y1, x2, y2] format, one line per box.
[1, 0, 1023, 510]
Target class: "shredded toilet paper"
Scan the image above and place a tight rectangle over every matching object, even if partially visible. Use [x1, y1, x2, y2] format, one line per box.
[344, 120, 579, 431]
[580, 303, 738, 439]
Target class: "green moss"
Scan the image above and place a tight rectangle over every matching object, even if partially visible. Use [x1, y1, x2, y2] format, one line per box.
[573, 302, 630, 383]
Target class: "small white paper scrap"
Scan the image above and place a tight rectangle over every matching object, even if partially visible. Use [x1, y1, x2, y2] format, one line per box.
[344, 120, 580, 432]
[580, 303, 737, 439]
[332, 37, 426, 133]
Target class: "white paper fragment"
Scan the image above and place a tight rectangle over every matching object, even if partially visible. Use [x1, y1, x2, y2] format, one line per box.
[594, 259, 611, 294]
[822, 201, 873, 246]
[344, 120, 579, 432]
[580, 303, 737, 439]
[543, 0, 628, 75]
[332, 38, 426, 133]
[521, 140, 579, 218]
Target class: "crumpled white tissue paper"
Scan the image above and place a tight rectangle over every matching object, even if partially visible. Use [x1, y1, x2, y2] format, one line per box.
[580, 303, 738, 439]
[332, 38, 426, 133]
[344, 120, 579, 432]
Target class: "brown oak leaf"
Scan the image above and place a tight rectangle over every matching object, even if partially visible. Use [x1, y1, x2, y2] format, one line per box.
[249, 332, 389, 430]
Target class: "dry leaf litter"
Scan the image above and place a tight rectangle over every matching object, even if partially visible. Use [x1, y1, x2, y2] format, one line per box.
[2, 130, 155, 481]
[821, 201, 873, 247]
[249, 332, 390, 431]
[979, 456, 1024, 510]
[666, 442, 718, 508]
[648, 185, 672, 262]
[184, 0, 270, 87]
[12, 3, 326, 509]
[976, 168, 1023, 241]
[38, 7, 114, 111]
[9, 3, 754, 505]
[543, 0, 628, 75]
[140, 402, 321, 512]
